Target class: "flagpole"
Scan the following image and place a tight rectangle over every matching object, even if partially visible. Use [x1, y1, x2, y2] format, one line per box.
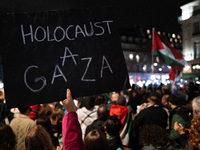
[152, 28, 154, 92]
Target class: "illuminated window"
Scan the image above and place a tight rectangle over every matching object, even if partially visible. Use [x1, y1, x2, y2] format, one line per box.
[136, 55, 140, 62]
[147, 29, 150, 34]
[172, 33, 176, 38]
[177, 35, 181, 39]
[158, 31, 161, 35]
[170, 38, 173, 42]
[149, 35, 151, 39]
[156, 56, 159, 62]
[121, 36, 126, 42]
[171, 44, 174, 47]
[168, 33, 171, 37]
[128, 36, 133, 42]
[175, 39, 177, 43]
[163, 32, 165, 36]
[194, 41, 200, 59]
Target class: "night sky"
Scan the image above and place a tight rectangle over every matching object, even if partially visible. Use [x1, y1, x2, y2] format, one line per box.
[0, 0, 193, 32]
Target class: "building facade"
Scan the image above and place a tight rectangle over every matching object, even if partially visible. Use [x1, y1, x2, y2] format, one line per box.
[179, 0, 200, 80]
[119, 27, 183, 86]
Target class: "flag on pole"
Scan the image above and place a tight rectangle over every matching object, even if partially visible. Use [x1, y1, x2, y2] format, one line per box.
[152, 29, 188, 94]
[152, 29, 187, 67]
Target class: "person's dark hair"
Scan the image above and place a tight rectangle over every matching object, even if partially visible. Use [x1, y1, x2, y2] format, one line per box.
[141, 93, 150, 103]
[0, 123, 16, 150]
[97, 104, 109, 121]
[18, 106, 30, 114]
[25, 125, 55, 150]
[83, 96, 95, 110]
[167, 94, 180, 105]
[94, 95, 105, 106]
[84, 129, 110, 150]
[50, 108, 64, 132]
[140, 124, 169, 148]
[36, 116, 53, 136]
[104, 115, 121, 137]
[117, 95, 126, 106]
[38, 104, 52, 118]
[162, 88, 171, 95]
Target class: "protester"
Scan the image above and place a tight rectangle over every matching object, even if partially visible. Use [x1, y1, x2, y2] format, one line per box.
[36, 116, 59, 148]
[161, 94, 170, 130]
[84, 129, 110, 150]
[110, 95, 129, 130]
[140, 124, 180, 150]
[94, 95, 106, 106]
[132, 92, 168, 130]
[167, 94, 192, 142]
[10, 106, 35, 150]
[85, 103, 109, 138]
[174, 115, 200, 150]
[108, 93, 119, 110]
[0, 123, 16, 150]
[132, 92, 167, 149]
[192, 96, 200, 119]
[50, 108, 64, 146]
[62, 89, 85, 150]
[104, 116, 122, 150]
[29, 104, 41, 120]
[25, 125, 57, 150]
[76, 96, 98, 139]
[38, 104, 53, 119]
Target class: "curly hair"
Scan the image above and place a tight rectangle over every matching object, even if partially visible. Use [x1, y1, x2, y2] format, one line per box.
[140, 124, 169, 148]
[0, 123, 16, 150]
[188, 115, 200, 149]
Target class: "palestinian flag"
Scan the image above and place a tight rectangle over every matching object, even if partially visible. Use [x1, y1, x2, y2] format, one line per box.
[152, 29, 187, 67]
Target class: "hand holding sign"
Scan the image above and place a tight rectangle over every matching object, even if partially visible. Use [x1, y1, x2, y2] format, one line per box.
[62, 89, 76, 113]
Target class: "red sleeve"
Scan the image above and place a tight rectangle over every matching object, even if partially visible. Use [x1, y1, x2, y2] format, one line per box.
[62, 112, 85, 150]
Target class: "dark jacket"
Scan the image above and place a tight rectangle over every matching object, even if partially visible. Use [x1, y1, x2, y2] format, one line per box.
[107, 135, 122, 150]
[85, 119, 105, 138]
[169, 106, 192, 142]
[132, 105, 168, 130]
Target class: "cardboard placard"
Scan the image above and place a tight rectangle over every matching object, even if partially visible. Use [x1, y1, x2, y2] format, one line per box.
[0, 7, 130, 108]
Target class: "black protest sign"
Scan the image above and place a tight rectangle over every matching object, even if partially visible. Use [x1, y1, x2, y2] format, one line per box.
[0, 7, 130, 108]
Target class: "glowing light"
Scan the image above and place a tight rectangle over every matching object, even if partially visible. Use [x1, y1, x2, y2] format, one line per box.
[129, 54, 133, 60]
[147, 29, 150, 34]
[143, 65, 147, 71]
[156, 57, 159, 63]
[159, 68, 162, 71]
[154, 63, 158, 66]
[136, 55, 140, 62]
[183, 65, 190, 71]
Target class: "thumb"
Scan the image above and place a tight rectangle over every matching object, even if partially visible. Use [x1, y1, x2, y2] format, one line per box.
[66, 89, 72, 100]
[178, 123, 184, 128]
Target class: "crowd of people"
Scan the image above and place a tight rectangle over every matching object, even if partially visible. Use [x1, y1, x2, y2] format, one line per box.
[0, 81, 200, 150]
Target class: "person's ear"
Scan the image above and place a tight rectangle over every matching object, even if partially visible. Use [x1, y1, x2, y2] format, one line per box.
[147, 98, 150, 102]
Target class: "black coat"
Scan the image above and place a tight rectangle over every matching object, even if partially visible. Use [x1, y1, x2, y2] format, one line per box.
[132, 105, 168, 130]
[85, 119, 105, 138]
